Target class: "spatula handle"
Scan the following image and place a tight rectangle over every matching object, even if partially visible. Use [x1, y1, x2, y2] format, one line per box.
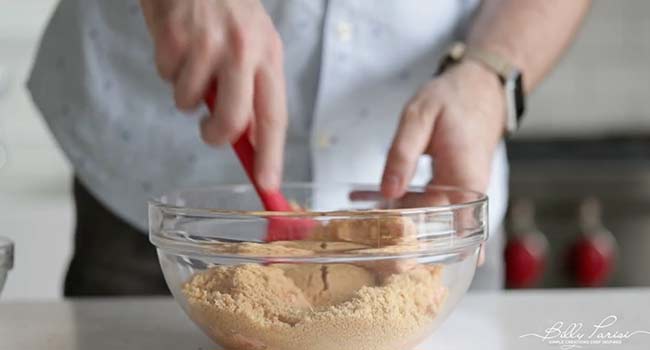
[204, 81, 292, 211]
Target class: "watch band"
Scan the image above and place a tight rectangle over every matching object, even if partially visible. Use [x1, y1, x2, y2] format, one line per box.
[465, 46, 515, 83]
[437, 42, 526, 135]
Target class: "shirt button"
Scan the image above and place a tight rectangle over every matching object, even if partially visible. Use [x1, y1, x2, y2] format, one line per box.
[316, 133, 332, 149]
[336, 21, 353, 42]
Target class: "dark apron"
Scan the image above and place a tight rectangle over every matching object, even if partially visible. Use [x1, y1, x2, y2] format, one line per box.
[64, 178, 169, 297]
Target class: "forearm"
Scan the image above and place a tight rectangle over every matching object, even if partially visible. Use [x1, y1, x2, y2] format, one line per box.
[467, 0, 591, 92]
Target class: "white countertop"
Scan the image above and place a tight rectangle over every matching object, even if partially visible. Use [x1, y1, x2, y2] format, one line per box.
[1, 289, 649, 350]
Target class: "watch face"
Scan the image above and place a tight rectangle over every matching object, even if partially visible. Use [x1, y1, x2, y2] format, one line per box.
[514, 72, 525, 119]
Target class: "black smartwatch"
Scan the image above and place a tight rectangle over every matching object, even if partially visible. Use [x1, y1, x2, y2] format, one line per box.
[437, 42, 526, 135]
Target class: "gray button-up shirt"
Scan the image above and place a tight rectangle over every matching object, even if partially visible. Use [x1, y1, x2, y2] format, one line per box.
[28, 0, 507, 235]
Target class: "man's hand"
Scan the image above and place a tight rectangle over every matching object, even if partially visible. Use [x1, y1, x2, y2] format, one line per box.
[382, 0, 590, 196]
[140, 0, 287, 190]
[381, 61, 505, 266]
[381, 60, 505, 197]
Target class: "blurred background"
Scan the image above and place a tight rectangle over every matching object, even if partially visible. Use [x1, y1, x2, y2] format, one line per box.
[1, 0, 649, 300]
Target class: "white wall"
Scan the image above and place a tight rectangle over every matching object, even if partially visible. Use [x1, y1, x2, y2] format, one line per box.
[0, 0, 70, 300]
[520, 0, 650, 138]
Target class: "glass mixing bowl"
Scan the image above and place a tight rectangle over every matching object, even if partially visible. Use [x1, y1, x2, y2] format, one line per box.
[150, 183, 487, 350]
[0, 237, 14, 296]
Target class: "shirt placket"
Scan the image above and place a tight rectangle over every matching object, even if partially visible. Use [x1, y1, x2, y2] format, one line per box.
[310, 0, 357, 184]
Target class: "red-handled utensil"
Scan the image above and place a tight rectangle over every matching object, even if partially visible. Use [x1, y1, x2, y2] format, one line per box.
[203, 82, 314, 241]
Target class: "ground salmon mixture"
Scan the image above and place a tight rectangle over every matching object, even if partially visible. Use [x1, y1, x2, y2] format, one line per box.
[182, 217, 447, 350]
[183, 249, 447, 350]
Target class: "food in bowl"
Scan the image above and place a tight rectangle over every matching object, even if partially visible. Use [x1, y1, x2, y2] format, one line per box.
[150, 184, 487, 350]
[183, 262, 446, 350]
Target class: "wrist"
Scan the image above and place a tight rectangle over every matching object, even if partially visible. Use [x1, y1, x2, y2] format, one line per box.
[437, 41, 525, 136]
[455, 60, 502, 94]
[453, 60, 507, 130]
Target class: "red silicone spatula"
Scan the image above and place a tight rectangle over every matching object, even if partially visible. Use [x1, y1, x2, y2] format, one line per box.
[204, 82, 313, 241]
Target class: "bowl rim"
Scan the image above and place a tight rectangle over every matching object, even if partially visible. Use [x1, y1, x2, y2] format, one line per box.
[0, 236, 14, 270]
[148, 183, 487, 218]
[149, 183, 488, 261]
[152, 235, 486, 263]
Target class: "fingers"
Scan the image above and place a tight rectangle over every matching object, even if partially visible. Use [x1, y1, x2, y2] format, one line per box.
[381, 98, 440, 199]
[154, 19, 190, 82]
[201, 64, 254, 145]
[146, 0, 288, 190]
[139, 0, 156, 33]
[174, 31, 223, 109]
[253, 67, 288, 190]
[349, 190, 450, 209]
